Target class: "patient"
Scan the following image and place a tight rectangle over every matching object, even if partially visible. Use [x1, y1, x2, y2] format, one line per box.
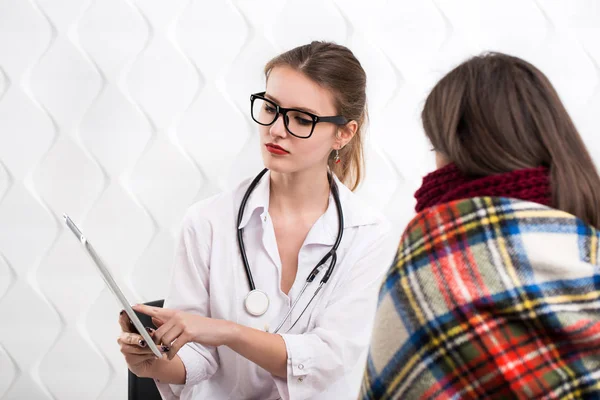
[360, 52, 600, 399]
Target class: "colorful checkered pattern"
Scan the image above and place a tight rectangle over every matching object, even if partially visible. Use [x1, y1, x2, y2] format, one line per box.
[360, 197, 600, 399]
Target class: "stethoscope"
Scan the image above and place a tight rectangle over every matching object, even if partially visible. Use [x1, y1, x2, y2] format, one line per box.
[237, 168, 344, 334]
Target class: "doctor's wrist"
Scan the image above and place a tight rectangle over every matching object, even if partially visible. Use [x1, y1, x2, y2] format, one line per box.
[221, 320, 241, 347]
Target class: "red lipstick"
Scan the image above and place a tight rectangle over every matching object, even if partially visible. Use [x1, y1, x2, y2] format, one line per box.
[265, 143, 289, 155]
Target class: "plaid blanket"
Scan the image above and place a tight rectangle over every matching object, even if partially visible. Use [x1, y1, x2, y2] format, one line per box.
[360, 197, 600, 399]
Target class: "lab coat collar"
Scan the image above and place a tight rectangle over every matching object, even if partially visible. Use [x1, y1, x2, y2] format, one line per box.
[236, 170, 382, 246]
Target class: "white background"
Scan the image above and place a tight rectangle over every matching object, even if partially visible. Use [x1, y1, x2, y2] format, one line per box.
[1, 0, 599, 399]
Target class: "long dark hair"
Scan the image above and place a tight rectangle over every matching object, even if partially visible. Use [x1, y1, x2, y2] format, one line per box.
[265, 41, 367, 191]
[422, 52, 600, 229]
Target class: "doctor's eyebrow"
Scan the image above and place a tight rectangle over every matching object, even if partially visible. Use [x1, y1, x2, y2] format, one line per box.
[263, 93, 319, 115]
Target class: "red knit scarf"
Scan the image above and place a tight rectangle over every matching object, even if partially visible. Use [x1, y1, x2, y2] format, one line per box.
[415, 163, 551, 213]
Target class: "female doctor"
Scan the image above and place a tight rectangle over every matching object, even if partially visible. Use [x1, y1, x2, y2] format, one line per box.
[117, 41, 395, 400]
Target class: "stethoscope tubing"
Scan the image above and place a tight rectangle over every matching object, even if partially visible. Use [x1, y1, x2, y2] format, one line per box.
[237, 168, 344, 333]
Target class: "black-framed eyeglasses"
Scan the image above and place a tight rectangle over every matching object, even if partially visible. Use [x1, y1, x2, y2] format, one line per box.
[250, 92, 349, 139]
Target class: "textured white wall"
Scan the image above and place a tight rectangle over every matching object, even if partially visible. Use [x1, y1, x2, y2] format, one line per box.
[0, 0, 599, 399]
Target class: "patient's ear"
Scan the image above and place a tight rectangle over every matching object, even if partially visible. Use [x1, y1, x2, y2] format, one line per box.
[435, 152, 451, 169]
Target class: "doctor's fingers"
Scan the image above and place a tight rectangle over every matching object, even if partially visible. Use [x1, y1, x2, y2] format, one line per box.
[118, 331, 148, 348]
[155, 323, 184, 348]
[118, 310, 135, 333]
[153, 316, 177, 342]
[152, 316, 165, 328]
[119, 342, 155, 356]
[124, 352, 157, 366]
[165, 335, 189, 361]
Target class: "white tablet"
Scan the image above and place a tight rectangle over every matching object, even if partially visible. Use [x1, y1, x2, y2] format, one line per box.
[63, 214, 162, 359]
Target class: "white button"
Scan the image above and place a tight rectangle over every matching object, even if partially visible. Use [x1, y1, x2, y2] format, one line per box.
[298, 364, 304, 370]
[263, 215, 267, 222]
[298, 377, 304, 383]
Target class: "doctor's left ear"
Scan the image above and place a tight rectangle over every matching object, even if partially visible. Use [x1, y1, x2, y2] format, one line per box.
[335, 120, 358, 149]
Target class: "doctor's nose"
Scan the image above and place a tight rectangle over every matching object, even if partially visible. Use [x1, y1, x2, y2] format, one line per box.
[269, 113, 289, 139]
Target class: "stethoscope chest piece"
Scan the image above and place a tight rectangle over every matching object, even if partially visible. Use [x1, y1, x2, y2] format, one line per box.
[244, 289, 270, 316]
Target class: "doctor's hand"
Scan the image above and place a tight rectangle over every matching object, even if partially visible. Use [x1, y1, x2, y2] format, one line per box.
[132, 304, 235, 361]
[117, 310, 166, 377]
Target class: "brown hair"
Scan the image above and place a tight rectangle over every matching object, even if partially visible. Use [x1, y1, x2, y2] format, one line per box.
[264, 41, 367, 191]
[422, 52, 600, 229]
